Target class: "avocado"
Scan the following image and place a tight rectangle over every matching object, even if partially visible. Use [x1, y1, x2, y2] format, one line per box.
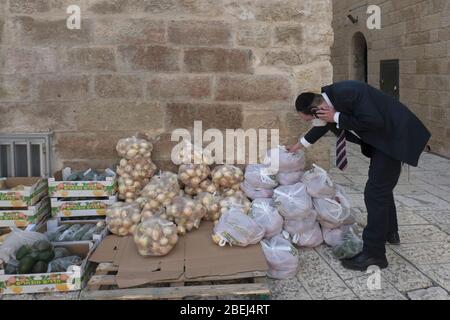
[33, 240, 52, 252]
[38, 249, 55, 263]
[31, 261, 48, 274]
[18, 256, 37, 274]
[16, 245, 32, 261]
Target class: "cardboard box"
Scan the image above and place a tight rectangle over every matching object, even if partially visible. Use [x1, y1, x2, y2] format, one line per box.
[0, 197, 50, 228]
[89, 222, 268, 289]
[51, 196, 116, 218]
[0, 177, 48, 207]
[48, 169, 117, 198]
[39, 219, 109, 249]
[0, 243, 92, 295]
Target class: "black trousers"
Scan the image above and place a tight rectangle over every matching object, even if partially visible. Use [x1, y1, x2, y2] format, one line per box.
[362, 148, 402, 257]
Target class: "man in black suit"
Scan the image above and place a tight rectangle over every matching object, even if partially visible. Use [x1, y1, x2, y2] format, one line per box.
[288, 80, 431, 271]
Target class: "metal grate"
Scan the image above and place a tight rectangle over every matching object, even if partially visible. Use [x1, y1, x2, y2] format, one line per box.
[0, 133, 52, 178]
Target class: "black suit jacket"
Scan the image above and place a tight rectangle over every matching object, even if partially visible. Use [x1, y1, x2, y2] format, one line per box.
[304, 81, 431, 167]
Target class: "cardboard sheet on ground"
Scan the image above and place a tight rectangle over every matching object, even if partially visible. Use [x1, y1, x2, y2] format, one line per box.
[89, 222, 268, 288]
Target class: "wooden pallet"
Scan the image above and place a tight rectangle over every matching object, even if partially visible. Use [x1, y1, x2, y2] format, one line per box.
[81, 262, 270, 300]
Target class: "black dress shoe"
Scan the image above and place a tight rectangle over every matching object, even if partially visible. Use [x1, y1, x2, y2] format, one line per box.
[386, 232, 401, 245]
[341, 252, 388, 271]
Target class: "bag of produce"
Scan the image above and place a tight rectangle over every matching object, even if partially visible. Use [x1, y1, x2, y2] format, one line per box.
[139, 171, 180, 210]
[133, 217, 178, 256]
[273, 183, 312, 220]
[212, 208, 264, 247]
[0, 228, 48, 264]
[185, 179, 217, 196]
[174, 140, 214, 165]
[47, 256, 82, 273]
[178, 164, 210, 187]
[277, 171, 304, 186]
[244, 164, 278, 190]
[166, 196, 206, 235]
[331, 227, 363, 260]
[106, 202, 142, 236]
[261, 235, 299, 280]
[264, 146, 305, 173]
[212, 165, 244, 189]
[302, 164, 336, 198]
[313, 194, 351, 229]
[141, 206, 167, 221]
[116, 136, 153, 160]
[249, 199, 283, 239]
[240, 180, 273, 200]
[117, 157, 157, 202]
[322, 225, 352, 247]
[291, 222, 323, 248]
[219, 184, 242, 197]
[219, 193, 251, 215]
[196, 192, 222, 222]
[283, 210, 318, 237]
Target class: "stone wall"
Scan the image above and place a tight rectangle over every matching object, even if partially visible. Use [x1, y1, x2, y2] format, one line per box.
[332, 0, 450, 158]
[0, 0, 334, 173]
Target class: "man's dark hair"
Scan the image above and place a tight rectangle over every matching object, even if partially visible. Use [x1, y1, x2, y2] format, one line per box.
[295, 92, 324, 115]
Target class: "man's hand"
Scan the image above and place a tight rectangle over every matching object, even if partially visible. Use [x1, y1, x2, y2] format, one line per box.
[286, 143, 302, 153]
[316, 105, 336, 123]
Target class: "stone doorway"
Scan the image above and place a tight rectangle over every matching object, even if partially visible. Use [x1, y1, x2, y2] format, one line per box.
[351, 32, 368, 82]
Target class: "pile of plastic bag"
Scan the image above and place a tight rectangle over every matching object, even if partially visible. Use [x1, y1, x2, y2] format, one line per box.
[240, 164, 278, 200]
[264, 146, 305, 186]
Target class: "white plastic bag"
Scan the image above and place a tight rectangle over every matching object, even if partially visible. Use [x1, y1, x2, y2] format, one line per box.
[244, 164, 278, 189]
[212, 208, 265, 247]
[313, 190, 351, 229]
[249, 199, 283, 239]
[0, 228, 48, 264]
[273, 183, 312, 220]
[277, 171, 303, 186]
[240, 180, 273, 200]
[283, 210, 318, 236]
[292, 222, 323, 248]
[261, 235, 299, 280]
[264, 146, 305, 173]
[302, 164, 336, 198]
[331, 227, 363, 260]
[322, 225, 352, 247]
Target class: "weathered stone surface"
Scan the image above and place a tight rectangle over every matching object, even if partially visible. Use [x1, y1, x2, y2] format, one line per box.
[10, 16, 91, 46]
[168, 21, 231, 46]
[165, 103, 243, 130]
[9, 0, 50, 14]
[0, 102, 77, 132]
[93, 19, 166, 45]
[94, 75, 143, 99]
[0, 19, 4, 43]
[215, 75, 292, 102]
[236, 23, 271, 48]
[184, 48, 253, 73]
[3, 47, 57, 74]
[264, 49, 306, 66]
[75, 101, 163, 131]
[392, 242, 450, 265]
[274, 24, 303, 46]
[267, 278, 312, 300]
[147, 75, 211, 100]
[293, 61, 333, 93]
[0, 76, 31, 101]
[224, 0, 306, 22]
[398, 225, 449, 243]
[37, 75, 90, 101]
[118, 45, 181, 72]
[407, 287, 450, 300]
[62, 47, 117, 72]
[345, 276, 406, 300]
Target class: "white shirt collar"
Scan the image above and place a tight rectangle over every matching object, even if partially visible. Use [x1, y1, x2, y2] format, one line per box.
[321, 92, 334, 109]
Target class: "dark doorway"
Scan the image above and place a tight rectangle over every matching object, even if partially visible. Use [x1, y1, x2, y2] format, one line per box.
[351, 32, 368, 82]
[380, 59, 399, 99]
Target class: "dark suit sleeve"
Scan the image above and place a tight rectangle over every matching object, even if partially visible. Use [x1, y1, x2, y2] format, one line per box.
[303, 126, 330, 145]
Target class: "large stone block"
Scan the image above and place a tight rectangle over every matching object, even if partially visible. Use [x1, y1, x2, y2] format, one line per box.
[118, 45, 181, 72]
[224, 0, 305, 22]
[236, 23, 271, 48]
[37, 75, 90, 102]
[93, 18, 166, 45]
[147, 75, 211, 100]
[0, 19, 4, 44]
[10, 16, 91, 46]
[165, 102, 243, 130]
[0, 76, 31, 101]
[264, 49, 306, 66]
[94, 75, 143, 99]
[293, 61, 333, 92]
[168, 20, 231, 46]
[9, 0, 50, 14]
[62, 47, 116, 72]
[0, 102, 77, 132]
[274, 24, 303, 46]
[215, 75, 292, 102]
[75, 101, 163, 132]
[184, 48, 253, 73]
[3, 47, 57, 74]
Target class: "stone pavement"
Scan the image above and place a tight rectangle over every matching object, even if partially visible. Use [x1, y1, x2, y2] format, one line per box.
[268, 144, 450, 300]
[2, 145, 450, 300]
